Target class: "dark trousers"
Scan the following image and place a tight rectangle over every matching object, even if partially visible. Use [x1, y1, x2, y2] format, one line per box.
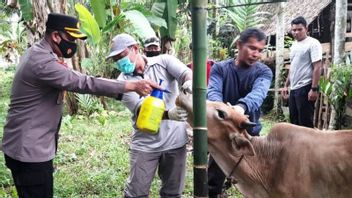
[208, 155, 226, 197]
[289, 84, 315, 128]
[4, 155, 54, 198]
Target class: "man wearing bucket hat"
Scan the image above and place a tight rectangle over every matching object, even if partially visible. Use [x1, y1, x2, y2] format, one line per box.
[107, 33, 192, 197]
[1, 13, 161, 198]
[143, 36, 161, 57]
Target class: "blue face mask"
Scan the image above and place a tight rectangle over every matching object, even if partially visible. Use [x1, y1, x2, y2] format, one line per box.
[115, 52, 136, 74]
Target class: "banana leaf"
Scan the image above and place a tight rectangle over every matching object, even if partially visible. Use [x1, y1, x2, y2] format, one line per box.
[160, 0, 177, 40]
[90, 0, 107, 28]
[102, 15, 124, 33]
[146, 15, 167, 29]
[151, 2, 166, 18]
[124, 10, 155, 41]
[75, 3, 101, 45]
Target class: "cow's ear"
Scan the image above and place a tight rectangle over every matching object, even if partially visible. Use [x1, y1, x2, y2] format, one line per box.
[229, 133, 255, 156]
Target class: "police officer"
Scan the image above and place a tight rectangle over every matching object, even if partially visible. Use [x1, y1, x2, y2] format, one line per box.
[1, 13, 160, 198]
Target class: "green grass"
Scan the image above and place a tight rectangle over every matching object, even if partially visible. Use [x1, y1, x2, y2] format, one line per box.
[260, 116, 276, 136]
[0, 68, 274, 198]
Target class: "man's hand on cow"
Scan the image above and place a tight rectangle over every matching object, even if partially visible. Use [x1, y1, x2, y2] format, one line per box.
[227, 102, 245, 115]
[232, 105, 245, 115]
[181, 80, 192, 94]
[168, 106, 188, 121]
[308, 89, 319, 101]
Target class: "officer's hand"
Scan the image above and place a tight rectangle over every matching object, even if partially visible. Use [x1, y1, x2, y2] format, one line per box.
[126, 80, 162, 96]
[168, 106, 188, 121]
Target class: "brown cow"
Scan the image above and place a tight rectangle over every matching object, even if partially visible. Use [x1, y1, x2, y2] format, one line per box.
[177, 91, 352, 198]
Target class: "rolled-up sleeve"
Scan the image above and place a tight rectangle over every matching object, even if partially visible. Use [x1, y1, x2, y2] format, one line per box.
[162, 54, 192, 84]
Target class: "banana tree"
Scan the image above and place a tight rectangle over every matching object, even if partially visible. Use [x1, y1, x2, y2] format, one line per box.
[7, 0, 71, 44]
[75, 1, 166, 111]
[220, 0, 271, 48]
[75, 1, 166, 77]
[159, 0, 177, 54]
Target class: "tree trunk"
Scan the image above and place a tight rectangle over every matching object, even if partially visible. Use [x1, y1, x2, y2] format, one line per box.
[47, 0, 67, 13]
[161, 38, 174, 55]
[76, 39, 86, 72]
[273, 2, 285, 119]
[71, 54, 80, 72]
[333, 0, 347, 65]
[6, 0, 18, 8]
[25, 0, 49, 45]
[211, 0, 219, 40]
[65, 92, 78, 115]
[329, 0, 347, 129]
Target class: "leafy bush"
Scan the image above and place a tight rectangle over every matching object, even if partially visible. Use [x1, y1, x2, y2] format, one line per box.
[76, 94, 104, 116]
[0, 68, 17, 197]
[320, 63, 352, 128]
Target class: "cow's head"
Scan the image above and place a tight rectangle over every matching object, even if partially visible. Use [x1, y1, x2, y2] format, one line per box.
[176, 91, 256, 176]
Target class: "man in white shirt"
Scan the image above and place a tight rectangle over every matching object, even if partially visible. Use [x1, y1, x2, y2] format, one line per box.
[281, 16, 322, 128]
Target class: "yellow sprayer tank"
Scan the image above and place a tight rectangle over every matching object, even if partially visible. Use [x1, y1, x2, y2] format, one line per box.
[136, 80, 167, 134]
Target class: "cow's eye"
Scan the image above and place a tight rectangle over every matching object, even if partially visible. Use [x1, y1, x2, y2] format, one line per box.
[215, 108, 227, 120]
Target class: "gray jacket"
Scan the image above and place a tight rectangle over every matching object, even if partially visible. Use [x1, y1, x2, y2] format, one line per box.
[2, 39, 126, 162]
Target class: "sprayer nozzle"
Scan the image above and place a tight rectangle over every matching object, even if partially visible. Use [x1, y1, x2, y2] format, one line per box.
[162, 89, 171, 93]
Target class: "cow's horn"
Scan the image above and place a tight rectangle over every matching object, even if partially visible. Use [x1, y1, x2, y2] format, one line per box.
[240, 121, 257, 129]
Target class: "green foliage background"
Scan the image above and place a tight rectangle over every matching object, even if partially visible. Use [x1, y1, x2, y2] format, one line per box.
[0, 1, 278, 197]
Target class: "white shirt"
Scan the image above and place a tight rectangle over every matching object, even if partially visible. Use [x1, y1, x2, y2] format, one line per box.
[289, 36, 322, 90]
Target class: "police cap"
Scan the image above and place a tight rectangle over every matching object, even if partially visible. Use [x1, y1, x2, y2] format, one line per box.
[46, 13, 87, 40]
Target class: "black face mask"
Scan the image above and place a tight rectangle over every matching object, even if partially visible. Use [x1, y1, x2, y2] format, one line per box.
[145, 51, 161, 57]
[57, 34, 77, 58]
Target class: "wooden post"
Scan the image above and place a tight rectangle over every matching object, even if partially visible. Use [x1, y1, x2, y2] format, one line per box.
[329, 0, 347, 129]
[273, 2, 285, 116]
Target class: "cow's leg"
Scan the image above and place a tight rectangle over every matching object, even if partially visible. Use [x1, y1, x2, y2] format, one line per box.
[208, 155, 227, 197]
